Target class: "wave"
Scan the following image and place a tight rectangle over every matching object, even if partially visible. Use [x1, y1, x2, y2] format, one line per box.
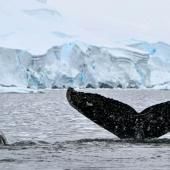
[0, 138, 170, 151]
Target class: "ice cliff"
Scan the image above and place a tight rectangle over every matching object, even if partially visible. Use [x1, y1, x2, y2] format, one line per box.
[0, 41, 169, 90]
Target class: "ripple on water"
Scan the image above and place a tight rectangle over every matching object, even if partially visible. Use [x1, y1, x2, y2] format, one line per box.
[0, 89, 169, 170]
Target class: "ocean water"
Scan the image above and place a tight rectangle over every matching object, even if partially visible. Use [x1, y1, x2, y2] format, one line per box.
[0, 89, 169, 170]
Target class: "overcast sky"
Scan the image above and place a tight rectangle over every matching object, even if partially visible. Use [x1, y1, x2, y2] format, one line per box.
[48, 0, 170, 43]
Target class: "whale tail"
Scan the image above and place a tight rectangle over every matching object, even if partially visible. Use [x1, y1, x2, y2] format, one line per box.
[66, 88, 170, 139]
[67, 88, 138, 139]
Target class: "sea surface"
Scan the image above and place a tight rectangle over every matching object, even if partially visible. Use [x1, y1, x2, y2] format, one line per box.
[0, 89, 169, 170]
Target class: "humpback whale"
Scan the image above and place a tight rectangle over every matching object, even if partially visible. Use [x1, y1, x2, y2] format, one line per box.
[0, 131, 7, 145]
[66, 88, 170, 139]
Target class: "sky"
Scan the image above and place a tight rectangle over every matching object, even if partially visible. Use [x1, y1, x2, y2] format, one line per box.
[48, 0, 170, 43]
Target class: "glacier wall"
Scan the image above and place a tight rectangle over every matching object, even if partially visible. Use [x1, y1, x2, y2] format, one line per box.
[0, 47, 31, 87]
[130, 41, 170, 89]
[0, 41, 169, 90]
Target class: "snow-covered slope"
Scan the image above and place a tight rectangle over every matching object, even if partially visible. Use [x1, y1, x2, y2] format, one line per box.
[0, 0, 77, 54]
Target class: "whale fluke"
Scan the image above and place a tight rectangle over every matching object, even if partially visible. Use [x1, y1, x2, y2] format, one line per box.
[66, 88, 170, 139]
